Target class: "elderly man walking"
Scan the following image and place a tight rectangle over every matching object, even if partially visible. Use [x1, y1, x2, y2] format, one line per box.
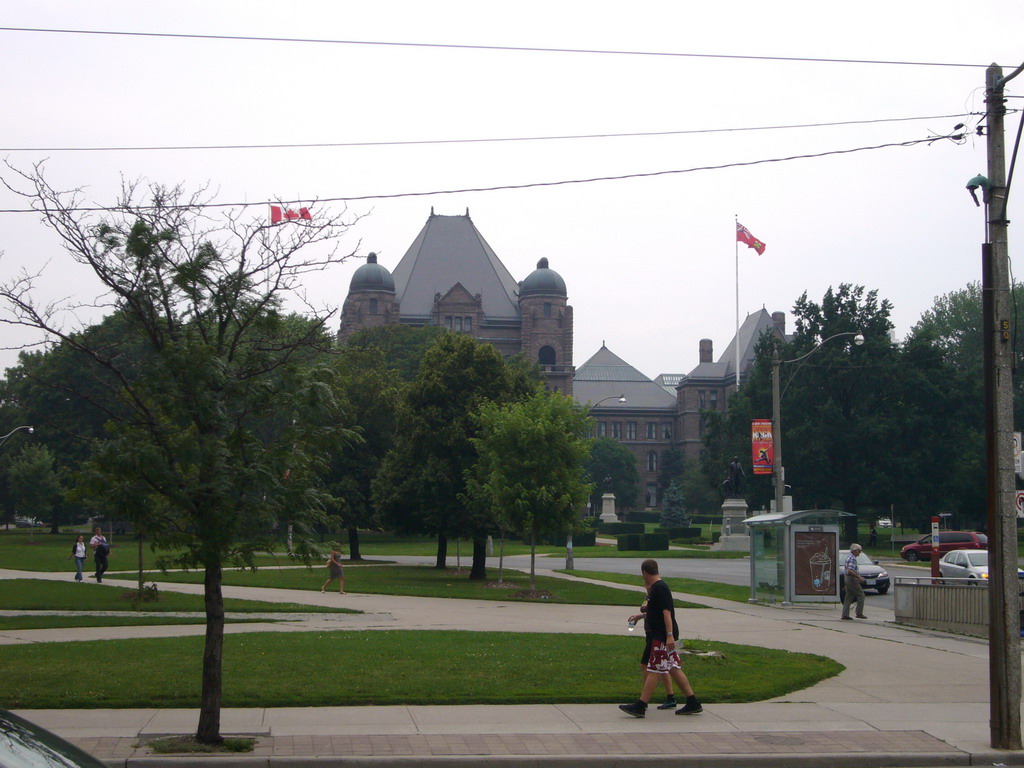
[841, 543, 867, 620]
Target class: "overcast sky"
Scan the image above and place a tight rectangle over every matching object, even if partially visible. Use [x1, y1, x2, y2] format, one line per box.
[2, 1, 1023, 380]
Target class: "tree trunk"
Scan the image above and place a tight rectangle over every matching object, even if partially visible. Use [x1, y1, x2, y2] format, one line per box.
[347, 527, 362, 561]
[530, 530, 537, 591]
[469, 537, 487, 580]
[196, 562, 225, 745]
[434, 533, 447, 569]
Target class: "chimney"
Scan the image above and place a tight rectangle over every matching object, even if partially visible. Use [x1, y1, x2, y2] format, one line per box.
[699, 338, 713, 363]
[772, 311, 786, 337]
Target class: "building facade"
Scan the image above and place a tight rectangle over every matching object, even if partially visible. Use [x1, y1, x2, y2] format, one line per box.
[338, 210, 787, 508]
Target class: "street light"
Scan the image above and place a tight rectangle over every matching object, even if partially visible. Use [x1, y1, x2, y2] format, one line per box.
[0, 426, 34, 448]
[771, 332, 863, 602]
[588, 394, 626, 408]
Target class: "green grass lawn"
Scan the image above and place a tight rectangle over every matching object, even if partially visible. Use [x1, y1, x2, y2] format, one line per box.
[139, 565, 672, 606]
[0, 615, 271, 630]
[0, 630, 843, 709]
[564, 570, 753, 604]
[0, 579, 356, 614]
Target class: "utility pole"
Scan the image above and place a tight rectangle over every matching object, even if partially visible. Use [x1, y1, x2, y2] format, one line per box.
[983, 61, 1021, 752]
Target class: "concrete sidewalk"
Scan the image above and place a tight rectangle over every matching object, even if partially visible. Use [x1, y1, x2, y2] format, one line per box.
[3, 564, 1023, 766]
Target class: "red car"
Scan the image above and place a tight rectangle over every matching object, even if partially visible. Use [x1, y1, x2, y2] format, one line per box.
[901, 531, 988, 562]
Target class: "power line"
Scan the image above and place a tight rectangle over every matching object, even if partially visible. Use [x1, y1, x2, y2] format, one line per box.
[0, 26, 995, 69]
[0, 132, 965, 215]
[0, 113, 977, 153]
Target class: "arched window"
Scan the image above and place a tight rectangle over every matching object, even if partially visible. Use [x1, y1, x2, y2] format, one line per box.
[647, 451, 658, 472]
[538, 346, 557, 365]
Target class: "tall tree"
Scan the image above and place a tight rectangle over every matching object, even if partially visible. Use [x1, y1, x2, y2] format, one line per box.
[583, 438, 640, 510]
[7, 443, 61, 527]
[374, 333, 539, 577]
[0, 167, 359, 744]
[468, 391, 593, 589]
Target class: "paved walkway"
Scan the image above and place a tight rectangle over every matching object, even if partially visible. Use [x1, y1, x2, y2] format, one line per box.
[2, 560, 1023, 766]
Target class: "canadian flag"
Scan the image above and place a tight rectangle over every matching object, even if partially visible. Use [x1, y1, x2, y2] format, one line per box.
[270, 205, 312, 223]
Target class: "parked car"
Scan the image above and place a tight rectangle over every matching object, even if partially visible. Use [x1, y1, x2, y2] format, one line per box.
[838, 549, 890, 597]
[938, 549, 1024, 583]
[0, 709, 107, 767]
[900, 531, 988, 562]
[876, 518, 893, 528]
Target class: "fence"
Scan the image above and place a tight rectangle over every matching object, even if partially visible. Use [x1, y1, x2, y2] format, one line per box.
[893, 577, 1023, 638]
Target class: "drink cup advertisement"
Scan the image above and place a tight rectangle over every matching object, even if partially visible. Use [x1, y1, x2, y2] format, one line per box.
[793, 530, 838, 597]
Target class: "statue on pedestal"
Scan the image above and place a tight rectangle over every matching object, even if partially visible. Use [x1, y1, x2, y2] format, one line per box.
[721, 456, 745, 498]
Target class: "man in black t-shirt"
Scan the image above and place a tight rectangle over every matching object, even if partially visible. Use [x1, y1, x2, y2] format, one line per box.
[619, 559, 702, 718]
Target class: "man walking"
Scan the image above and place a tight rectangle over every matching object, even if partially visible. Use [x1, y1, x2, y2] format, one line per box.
[841, 542, 867, 620]
[619, 559, 702, 718]
[89, 526, 110, 583]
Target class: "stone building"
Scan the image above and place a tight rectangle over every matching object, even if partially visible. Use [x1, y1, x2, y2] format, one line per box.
[338, 209, 574, 394]
[338, 209, 787, 508]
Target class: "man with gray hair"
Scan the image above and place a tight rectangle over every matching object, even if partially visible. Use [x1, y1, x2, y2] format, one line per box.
[841, 543, 867, 620]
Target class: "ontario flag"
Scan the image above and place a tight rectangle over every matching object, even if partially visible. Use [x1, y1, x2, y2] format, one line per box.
[270, 205, 312, 224]
[736, 222, 766, 255]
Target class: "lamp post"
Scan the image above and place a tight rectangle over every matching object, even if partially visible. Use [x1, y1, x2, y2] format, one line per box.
[772, 333, 863, 603]
[0, 426, 34, 448]
[589, 394, 627, 408]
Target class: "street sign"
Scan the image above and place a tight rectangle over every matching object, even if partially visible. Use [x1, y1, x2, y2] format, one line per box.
[1016, 432, 1023, 479]
[1016, 491, 1024, 519]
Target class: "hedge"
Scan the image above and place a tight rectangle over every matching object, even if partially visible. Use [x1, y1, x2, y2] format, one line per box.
[599, 522, 645, 535]
[616, 533, 670, 551]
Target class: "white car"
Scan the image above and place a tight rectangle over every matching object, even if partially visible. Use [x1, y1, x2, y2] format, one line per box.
[938, 549, 1024, 583]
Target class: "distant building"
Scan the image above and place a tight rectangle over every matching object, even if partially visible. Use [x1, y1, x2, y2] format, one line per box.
[338, 209, 574, 394]
[338, 210, 787, 509]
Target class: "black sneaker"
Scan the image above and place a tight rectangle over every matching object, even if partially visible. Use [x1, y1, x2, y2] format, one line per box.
[656, 699, 677, 710]
[618, 701, 647, 718]
[676, 700, 703, 716]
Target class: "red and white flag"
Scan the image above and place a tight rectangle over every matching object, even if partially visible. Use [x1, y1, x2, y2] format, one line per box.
[270, 205, 312, 224]
[736, 222, 766, 255]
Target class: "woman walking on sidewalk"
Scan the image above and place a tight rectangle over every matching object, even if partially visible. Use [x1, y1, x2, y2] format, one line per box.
[68, 535, 87, 582]
[321, 548, 345, 594]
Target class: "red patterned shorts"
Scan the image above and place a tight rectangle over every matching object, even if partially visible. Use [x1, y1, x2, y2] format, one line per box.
[646, 639, 681, 673]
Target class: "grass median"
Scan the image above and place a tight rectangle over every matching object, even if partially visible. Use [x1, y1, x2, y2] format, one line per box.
[564, 570, 752, 603]
[0, 630, 842, 709]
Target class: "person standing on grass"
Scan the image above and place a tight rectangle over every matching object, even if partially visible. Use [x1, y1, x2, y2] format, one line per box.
[321, 547, 345, 594]
[68, 535, 87, 582]
[89, 526, 109, 583]
[619, 559, 702, 718]
[627, 587, 676, 710]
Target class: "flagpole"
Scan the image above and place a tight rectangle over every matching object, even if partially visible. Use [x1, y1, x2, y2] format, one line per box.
[734, 215, 740, 388]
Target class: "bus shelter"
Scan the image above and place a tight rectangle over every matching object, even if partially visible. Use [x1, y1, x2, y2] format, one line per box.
[743, 509, 855, 605]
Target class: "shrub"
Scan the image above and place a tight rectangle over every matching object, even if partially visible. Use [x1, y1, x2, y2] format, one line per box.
[599, 522, 645, 535]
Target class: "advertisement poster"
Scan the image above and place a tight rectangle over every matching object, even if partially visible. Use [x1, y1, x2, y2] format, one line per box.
[751, 419, 773, 475]
[793, 530, 837, 597]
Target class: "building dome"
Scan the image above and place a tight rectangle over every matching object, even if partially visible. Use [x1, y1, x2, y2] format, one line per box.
[519, 258, 566, 298]
[349, 253, 395, 293]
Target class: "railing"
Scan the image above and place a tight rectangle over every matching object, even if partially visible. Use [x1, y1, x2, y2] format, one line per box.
[893, 577, 1023, 638]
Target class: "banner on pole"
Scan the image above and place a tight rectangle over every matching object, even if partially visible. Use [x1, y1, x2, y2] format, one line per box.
[751, 419, 773, 475]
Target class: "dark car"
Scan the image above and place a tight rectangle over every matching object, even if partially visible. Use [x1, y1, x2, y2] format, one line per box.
[900, 531, 988, 562]
[0, 709, 107, 767]
[838, 550, 890, 598]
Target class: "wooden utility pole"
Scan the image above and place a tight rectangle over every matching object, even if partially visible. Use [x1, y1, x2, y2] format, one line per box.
[983, 61, 1022, 752]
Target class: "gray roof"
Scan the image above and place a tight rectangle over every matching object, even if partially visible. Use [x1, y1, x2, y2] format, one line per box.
[685, 309, 781, 382]
[574, 346, 677, 410]
[390, 212, 520, 320]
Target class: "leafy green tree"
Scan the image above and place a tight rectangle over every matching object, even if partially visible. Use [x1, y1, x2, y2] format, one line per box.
[7, 443, 61, 526]
[680, 458, 721, 519]
[373, 333, 540, 578]
[660, 481, 688, 528]
[657, 445, 686, 501]
[583, 438, 640, 510]
[0, 169, 358, 744]
[468, 391, 593, 588]
[346, 324, 445, 382]
[321, 346, 403, 559]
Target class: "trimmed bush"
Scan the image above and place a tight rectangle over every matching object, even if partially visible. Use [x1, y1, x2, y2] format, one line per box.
[617, 534, 642, 551]
[624, 511, 661, 524]
[599, 522, 645, 535]
[640, 533, 669, 550]
[523, 531, 597, 547]
[656, 526, 702, 539]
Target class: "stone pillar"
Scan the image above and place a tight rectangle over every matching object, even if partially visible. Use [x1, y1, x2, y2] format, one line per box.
[600, 493, 618, 524]
[712, 497, 751, 551]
